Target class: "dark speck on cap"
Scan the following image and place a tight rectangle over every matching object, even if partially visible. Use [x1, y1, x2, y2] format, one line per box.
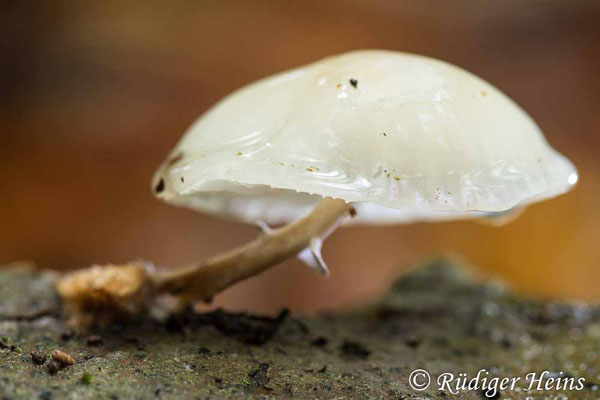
[349, 79, 358, 88]
[155, 178, 165, 193]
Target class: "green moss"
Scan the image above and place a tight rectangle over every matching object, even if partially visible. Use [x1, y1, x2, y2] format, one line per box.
[80, 372, 94, 385]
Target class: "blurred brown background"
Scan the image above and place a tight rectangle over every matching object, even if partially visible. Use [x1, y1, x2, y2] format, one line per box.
[2, 1, 600, 313]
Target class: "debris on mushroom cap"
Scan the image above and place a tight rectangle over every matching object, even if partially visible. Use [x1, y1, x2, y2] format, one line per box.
[153, 49, 577, 226]
[55, 262, 151, 328]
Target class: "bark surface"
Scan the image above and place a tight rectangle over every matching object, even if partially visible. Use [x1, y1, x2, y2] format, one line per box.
[0, 260, 598, 399]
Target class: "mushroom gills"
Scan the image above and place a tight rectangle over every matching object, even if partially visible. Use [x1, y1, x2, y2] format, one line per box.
[475, 206, 525, 227]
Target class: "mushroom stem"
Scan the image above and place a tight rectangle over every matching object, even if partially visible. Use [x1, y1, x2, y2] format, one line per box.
[151, 197, 352, 302]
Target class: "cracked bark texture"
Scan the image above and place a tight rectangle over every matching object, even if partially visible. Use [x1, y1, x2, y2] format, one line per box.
[0, 260, 599, 399]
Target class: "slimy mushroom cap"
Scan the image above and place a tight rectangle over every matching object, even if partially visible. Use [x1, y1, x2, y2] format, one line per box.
[154, 50, 577, 225]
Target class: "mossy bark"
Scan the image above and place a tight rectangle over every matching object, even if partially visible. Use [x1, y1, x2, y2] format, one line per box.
[0, 260, 598, 399]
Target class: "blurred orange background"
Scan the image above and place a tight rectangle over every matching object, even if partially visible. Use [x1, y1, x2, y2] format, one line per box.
[2, 1, 599, 313]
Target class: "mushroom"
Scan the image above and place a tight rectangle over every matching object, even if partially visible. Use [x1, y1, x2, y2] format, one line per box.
[56, 50, 577, 327]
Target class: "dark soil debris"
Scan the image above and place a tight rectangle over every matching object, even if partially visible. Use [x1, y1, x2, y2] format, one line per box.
[340, 340, 370, 359]
[405, 336, 421, 348]
[30, 351, 47, 365]
[47, 361, 62, 375]
[479, 389, 501, 399]
[248, 363, 270, 387]
[86, 335, 103, 347]
[311, 337, 328, 347]
[165, 308, 289, 345]
[60, 330, 76, 341]
[38, 390, 53, 400]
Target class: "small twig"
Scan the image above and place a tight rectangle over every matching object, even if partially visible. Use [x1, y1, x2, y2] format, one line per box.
[151, 197, 351, 302]
[56, 197, 352, 328]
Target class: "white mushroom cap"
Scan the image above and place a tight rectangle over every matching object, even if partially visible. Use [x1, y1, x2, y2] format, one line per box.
[153, 50, 577, 225]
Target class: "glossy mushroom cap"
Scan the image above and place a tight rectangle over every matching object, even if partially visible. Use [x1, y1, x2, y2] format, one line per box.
[153, 50, 577, 225]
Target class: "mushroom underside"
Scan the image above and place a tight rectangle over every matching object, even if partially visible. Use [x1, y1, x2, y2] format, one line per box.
[158, 183, 558, 227]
